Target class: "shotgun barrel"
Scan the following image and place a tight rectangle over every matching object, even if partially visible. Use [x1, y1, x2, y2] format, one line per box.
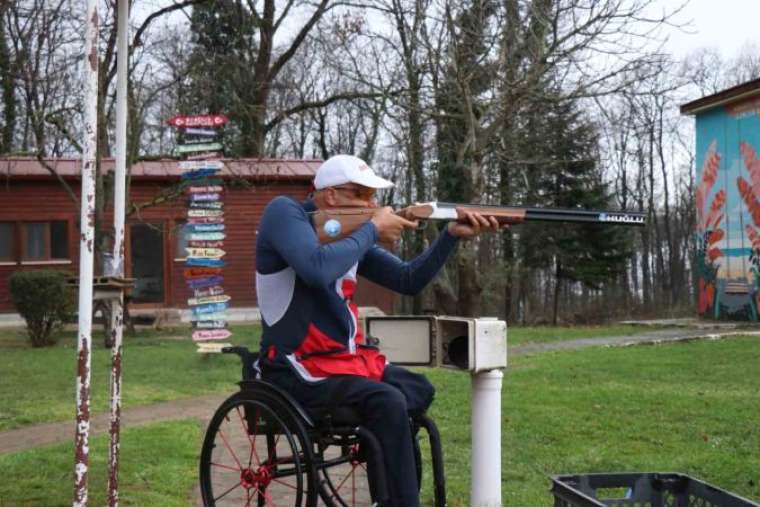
[418, 202, 647, 226]
[312, 201, 646, 243]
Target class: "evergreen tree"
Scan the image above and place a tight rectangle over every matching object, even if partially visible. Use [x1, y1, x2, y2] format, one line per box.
[184, 1, 259, 156]
[517, 96, 632, 323]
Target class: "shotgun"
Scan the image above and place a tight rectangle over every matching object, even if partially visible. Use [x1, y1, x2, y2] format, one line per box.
[311, 202, 646, 243]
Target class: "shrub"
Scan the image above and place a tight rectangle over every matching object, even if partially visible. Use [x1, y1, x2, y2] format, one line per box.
[9, 270, 74, 347]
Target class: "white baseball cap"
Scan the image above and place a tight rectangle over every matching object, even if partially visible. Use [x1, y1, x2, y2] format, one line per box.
[314, 155, 394, 190]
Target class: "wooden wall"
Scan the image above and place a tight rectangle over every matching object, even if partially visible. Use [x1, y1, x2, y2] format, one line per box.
[0, 178, 395, 314]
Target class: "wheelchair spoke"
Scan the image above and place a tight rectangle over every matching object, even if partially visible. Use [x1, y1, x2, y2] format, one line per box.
[329, 464, 359, 499]
[218, 428, 244, 470]
[214, 481, 242, 502]
[259, 486, 275, 507]
[271, 477, 299, 491]
[235, 405, 261, 467]
[210, 461, 241, 472]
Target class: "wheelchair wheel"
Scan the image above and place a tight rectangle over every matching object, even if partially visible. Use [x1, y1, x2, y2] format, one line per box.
[317, 436, 375, 507]
[317, 424, 424, 506]
[199, 391, 317, 506]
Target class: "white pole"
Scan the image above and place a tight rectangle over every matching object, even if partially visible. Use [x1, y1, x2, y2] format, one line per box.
[471, 369, 503, 507]
[107, 0, 129, 505]
[73, 0, 99, 505]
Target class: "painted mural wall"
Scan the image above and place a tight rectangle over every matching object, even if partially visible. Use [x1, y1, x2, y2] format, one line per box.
[696, 96, 760, 320]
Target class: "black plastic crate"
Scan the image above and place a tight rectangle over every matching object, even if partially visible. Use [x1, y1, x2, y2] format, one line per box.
[551, 472, 759, 507]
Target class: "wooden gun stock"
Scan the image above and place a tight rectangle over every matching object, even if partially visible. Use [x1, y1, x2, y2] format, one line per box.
[311, 202, 646, 243]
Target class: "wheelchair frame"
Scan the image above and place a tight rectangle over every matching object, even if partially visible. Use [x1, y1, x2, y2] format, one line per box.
[198, 346, 447, 506]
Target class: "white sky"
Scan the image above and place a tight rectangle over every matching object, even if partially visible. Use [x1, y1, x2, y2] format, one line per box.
[659, 0, 760, 58]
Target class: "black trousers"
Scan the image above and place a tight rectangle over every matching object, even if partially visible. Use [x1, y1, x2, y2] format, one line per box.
[264, 364, 435, 507]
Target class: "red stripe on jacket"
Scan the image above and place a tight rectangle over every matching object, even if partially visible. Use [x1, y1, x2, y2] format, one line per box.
[293, 322, 384, 381]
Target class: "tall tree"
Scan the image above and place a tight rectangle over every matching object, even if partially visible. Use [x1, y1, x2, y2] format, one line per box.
[185, 0, 383, 157]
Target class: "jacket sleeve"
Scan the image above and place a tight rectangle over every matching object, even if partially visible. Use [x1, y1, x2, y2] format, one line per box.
[260, 197, 378, 287]
[358, 228, 459, 295]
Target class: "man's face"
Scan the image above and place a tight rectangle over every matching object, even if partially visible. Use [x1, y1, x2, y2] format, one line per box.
[325, 184, 378, 208]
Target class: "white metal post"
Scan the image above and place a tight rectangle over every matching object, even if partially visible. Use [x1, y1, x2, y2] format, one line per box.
[73, 0, 99, 505]
[107, 1, 129, 505]
[471, 369, 504, 507]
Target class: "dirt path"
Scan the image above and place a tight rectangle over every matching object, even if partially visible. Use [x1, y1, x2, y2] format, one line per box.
[3, 326, 760, 456]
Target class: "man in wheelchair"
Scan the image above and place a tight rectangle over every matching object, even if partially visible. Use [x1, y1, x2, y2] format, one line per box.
[254, 154, 500, 506]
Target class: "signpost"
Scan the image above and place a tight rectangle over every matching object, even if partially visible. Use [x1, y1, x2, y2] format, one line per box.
[167, 110, 233, 354]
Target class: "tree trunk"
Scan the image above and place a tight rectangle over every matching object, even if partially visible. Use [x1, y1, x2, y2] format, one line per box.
[0, 8, 16, 154]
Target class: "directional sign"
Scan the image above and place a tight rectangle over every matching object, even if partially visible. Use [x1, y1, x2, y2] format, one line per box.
[193, 319, 228, 329]
[188, 186, 223, 194]
[189, 312, 228, 322]
[189, 223, 225, 233]
[193, 285, 226, 298]
[189, 240, 225, 248]
[186, 247, 226, 258]
[186, 275, 224, 290]
[186, 152, 224, 161]
[185, 128, 220, 137]
[192, 329, 233, 342]
[188, 294, 231, 306]
[192, 302, 229, 315]
[190, 192, 222, 202]
[181, 168, 220, 180]
[196, 342, 233, 353]
[186, 257, 225, 268]
[187, 217, 224, 225]
[174, 142, 223, 155]
[179, 160, 224, 170]
[188, 209, 224, 218]
[166, 114, 229, 128]
[188, 217, 224, 225]
[189, 201, 224, 210]
[188, 232, 226, 241]
[182, 136, 219, 145]
[184, 266, 223, 277]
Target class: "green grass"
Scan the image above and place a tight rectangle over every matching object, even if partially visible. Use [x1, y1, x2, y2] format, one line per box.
[0, 325, 261, 431]
[424, 335, 760, 505]
[507, 324, 665, 346]
[2, 326, 759, 505]
[0, 420, 202, 506]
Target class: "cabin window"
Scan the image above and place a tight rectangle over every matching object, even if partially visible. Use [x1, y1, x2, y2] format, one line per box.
[0, 223, 14, 261]
[21, 221, 70, 261]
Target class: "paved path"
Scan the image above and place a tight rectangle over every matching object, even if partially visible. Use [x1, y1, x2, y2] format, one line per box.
[3, 327, 760, 456]
[0, 393, 225, 456]
[510, 328, 760, 355]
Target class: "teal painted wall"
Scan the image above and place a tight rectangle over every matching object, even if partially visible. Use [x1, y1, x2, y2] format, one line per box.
[695, 96, 760, 320]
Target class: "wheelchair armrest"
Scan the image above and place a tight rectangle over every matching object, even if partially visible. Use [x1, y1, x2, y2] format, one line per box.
[221, 346, 259, 381]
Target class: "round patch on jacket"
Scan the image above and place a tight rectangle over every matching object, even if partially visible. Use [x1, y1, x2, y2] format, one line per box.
[324, 219, 342, 237]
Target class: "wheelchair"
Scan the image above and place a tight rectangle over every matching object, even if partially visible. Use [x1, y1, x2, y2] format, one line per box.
[199, 346, 447, 506]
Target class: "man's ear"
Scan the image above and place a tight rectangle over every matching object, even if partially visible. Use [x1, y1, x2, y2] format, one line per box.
[324, 188, 338, 207]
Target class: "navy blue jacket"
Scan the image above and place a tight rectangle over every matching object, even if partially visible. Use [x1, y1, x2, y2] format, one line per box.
[255, 196, 458, 382]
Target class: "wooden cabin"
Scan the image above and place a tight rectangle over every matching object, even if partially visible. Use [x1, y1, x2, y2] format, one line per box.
[0, 157, 394, 317]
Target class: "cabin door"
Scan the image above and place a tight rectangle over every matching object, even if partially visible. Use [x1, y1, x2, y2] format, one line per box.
[129, 222, 165, 304]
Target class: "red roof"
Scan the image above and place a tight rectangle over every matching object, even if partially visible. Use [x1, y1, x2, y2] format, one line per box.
[0, 157, 321, 181]
[681, 77, 760, 115]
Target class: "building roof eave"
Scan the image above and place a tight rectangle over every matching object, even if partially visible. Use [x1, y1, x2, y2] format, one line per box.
[680, 77, 760, 115]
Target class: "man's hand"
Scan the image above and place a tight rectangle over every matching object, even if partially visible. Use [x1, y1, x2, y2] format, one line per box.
[371, 206, 418, 243]
[447, 210, 505, 239]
